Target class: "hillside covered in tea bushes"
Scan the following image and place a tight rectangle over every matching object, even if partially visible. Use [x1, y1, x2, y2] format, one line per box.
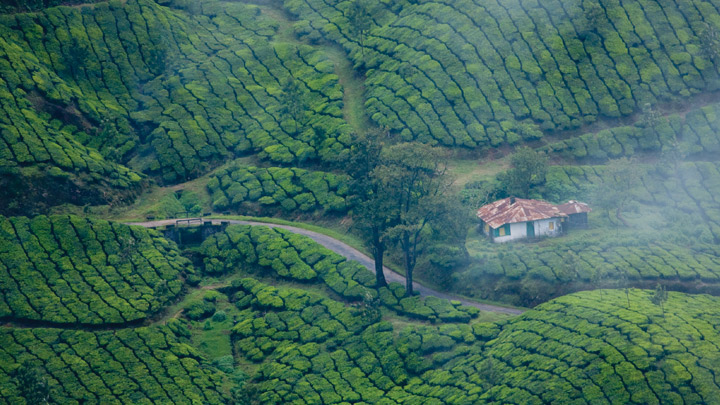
[2, 215, 720, 404]
[4, 0, 720, 402]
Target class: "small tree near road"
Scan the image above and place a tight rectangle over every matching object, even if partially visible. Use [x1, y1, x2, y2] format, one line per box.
[348, 131, 392, 287]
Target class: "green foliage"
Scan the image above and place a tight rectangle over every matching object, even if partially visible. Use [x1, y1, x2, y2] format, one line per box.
[0, 0, 351, 200]
[229, 276, 720, 404]
[498, 146, 548, 198]
[0, 326, 229, 403]
[285, 0, 716, 147]
[199, 224, 477, 321]
[543, 101, 720, 162]
[208, 165, 350, 213]
[0, 215, 190, 324]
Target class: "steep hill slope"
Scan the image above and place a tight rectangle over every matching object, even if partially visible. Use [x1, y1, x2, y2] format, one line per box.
[286, 0, 720, 146]
[0, 0, 353, 215]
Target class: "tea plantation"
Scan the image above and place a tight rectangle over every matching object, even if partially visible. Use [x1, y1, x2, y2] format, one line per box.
[0, 0, 351, 210]
[455, 160, 720, 305]
[285, 0, 720, 145]
[0, 326, 229, 403]
[4, 0, 720, 402]
[0, 215, 190, 325]
[208, 165, 350, 213]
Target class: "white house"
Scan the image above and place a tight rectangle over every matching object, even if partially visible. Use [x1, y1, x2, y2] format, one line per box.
[477, 197, 590, 243]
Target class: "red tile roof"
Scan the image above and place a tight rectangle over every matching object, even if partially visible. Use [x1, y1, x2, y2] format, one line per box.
[556, 200, 592, 215]
[477, 197, 567, 229]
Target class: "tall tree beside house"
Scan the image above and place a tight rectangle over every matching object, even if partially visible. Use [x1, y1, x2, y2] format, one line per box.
[499, 146, 548, 198]
[375, 142, 456, 296]
[348, 131, 393, 287]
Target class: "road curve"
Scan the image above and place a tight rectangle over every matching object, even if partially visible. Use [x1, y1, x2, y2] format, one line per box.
[127, 218, 524, 315]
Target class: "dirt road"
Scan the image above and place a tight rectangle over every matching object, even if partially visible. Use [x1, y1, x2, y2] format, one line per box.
[128, 218, 524, 315]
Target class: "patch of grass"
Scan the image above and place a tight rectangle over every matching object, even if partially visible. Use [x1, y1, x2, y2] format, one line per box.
[447, 157, 509, 189]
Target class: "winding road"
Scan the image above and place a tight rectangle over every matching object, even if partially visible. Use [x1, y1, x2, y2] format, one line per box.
[127, 218, 524, 315]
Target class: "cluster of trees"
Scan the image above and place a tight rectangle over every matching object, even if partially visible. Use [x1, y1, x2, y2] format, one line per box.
[0, 215, 189, 324]
[208, 165, 350, 214]
[347, 133, 466, 295]
[0, 327, 229, 403]
[544, 102, 720, 161]
[286, 0, 716, 147]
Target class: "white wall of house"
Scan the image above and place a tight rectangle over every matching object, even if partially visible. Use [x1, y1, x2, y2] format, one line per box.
[492, 218, 563, 243]
[535, 218, 562, 237]
[492, 222, 528, 243]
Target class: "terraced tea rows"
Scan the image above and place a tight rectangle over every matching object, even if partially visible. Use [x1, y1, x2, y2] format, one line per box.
[0, 326, 228, 403]
[0, 0, 350, 185]
[230, 278, 489, 403]
[223, 277, 720, 404]
[199, 224, 479, 321]
[208, 165, 350, 213]
[461, 289, 720, 403]
[0, 215, 189, 325]
[544, 102, 720, 161]
[285, 0, 720, 146]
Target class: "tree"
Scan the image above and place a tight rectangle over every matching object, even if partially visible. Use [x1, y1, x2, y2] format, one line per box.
[12, 361, 50, 404]
[64, 37, 89, 77]
[591, 157, 639, 227]
[280, 78, 307, 135]
[578, 0, 604, 37]
[375, 142, 455, 296]
[700, 22, 720, 63]
[348, 131, 392, 287]
[347, 0, 372, 61]
[650, 283, 668, 318]
[499, 146, 548, 198]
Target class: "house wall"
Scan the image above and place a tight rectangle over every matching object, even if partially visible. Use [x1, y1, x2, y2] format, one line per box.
[535, 218, 562, 237]
[491, 218, 563, 243]
[492, 222, 528, 243]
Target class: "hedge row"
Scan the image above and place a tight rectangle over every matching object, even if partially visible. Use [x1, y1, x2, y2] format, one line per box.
[0, 0, 350, 184]
[229, 277, 492, 403]
[0, 215, 190, 324]
[199, 224, 478, 321]
[451, 289, 720, 403]
[208, 165, 350, 213]
[0, 30, 142, 190]
[285, 0, 719, 146]
[0, 326, 229, 404]
[229, 278, 720, 403]
[544, 102, 720, 161]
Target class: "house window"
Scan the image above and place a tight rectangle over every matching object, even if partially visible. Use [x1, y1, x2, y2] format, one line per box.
[549, 222, 554, 230]
[484, 223, 490, 234]
[494, 224, 511, 237]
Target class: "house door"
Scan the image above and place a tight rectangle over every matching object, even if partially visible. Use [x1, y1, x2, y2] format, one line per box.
[527, 222, 535, 238]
